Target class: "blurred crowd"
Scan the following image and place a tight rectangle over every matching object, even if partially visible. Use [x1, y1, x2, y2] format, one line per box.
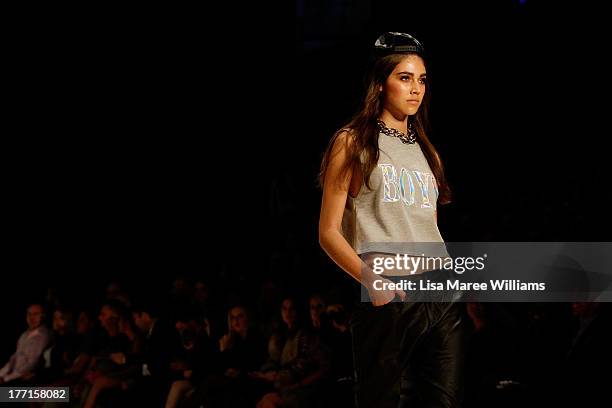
[2, 275, 611, 407]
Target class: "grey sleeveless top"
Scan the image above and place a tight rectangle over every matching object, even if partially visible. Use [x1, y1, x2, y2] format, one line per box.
[342, 131, 448, 262]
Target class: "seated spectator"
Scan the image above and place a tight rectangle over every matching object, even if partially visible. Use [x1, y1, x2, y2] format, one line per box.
[216, 305, 268, 407]
[91, 303, 132, 374]
[219, 306, 267, 377]
[0, 303, 51, 384]
[305, 293, 338, 352]
[78, 302, 133, 407]
[64, 309, 97, 377]
[131, 297, 182, 407]
[43, 309, 97, 393]
[165, 307, 211, 408]
[307, 294, 326, 332]
[164, 307, 218, 407]
[252, 297, 331, 408]
[179, 308, 217, 367]
[37, 307, 81, 383]
[83, 309, 145, 408]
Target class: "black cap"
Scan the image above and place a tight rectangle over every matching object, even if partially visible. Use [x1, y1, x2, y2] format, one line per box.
[372, 32, 425, 56]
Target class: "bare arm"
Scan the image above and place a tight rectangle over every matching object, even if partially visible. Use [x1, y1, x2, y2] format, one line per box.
[1, 330, 49, 382]
[318, 131, 405, 306]
[0, 354, 17, 381]
[318, 132, 369, 286]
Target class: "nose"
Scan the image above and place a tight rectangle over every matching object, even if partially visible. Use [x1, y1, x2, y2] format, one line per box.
[410, 78, 422, 95]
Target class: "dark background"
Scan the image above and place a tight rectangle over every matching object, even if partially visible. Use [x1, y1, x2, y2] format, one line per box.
[3, 1, 610, 360]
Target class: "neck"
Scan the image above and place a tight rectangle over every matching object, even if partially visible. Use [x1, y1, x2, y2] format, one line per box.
[379, 112, 408, 133]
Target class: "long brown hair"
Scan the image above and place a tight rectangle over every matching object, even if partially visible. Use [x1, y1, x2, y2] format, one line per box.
[319, 53, 451, 205]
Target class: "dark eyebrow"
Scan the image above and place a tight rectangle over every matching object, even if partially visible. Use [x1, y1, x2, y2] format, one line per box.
[396, 71, 427, 77]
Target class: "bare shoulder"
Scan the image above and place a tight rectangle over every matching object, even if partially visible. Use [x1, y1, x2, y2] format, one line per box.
[337, 127, 354, 141]
[332, 128, 356, 154]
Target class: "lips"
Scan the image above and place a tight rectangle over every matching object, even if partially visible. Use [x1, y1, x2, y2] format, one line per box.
[407, 100, 420, 104]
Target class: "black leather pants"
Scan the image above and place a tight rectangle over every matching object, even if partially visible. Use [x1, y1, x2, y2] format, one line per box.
[350, 269, 469, 408]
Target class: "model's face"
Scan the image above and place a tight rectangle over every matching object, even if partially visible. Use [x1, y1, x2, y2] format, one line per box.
[381, 55, 427, 117]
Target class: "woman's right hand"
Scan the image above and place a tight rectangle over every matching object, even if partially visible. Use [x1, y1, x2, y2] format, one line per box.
[364, 276, 407, 307]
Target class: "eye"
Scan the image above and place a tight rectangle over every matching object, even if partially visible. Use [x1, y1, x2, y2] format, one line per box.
[400, 76, 409, 81]
[419, 77, 427, 84]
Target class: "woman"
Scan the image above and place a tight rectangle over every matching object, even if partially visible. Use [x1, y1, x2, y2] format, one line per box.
[164, 308, 218, 408]
[38, 308, 80, 384]
[252, 297, 330, 408]
[218, 306, 267, 376]
[318, 32, 468, 408]
[82, 306, 143, 408]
